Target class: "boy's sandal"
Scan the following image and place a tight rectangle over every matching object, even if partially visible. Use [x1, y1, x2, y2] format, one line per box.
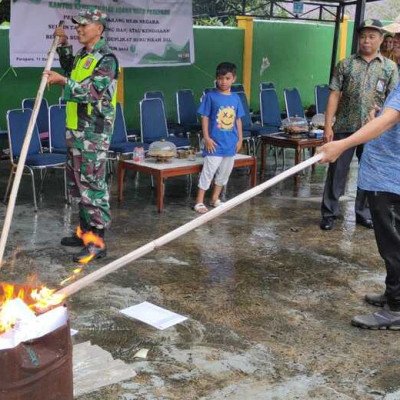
[210, 199, 224, 208]
[193, 203, 208, 214]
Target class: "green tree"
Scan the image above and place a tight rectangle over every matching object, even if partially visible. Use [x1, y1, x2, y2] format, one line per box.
[366, 0, 400, 21]
[0, 0, 10, 24]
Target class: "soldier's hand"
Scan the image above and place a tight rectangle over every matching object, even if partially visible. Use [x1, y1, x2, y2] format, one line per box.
[43, 70, 67, 86]
[54, 27, 68, 46]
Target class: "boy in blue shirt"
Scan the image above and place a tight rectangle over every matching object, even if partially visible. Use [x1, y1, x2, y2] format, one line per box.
[194, 62, 245, 214]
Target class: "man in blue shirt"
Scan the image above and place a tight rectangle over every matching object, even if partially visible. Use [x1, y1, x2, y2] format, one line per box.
[193, 62, 245, 214]
[318, 76, 400, 329]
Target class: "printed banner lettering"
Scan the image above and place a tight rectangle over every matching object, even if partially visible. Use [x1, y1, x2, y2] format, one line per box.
[10, 0, 194, 67]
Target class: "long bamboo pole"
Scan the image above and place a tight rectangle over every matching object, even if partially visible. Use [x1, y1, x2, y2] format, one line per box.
[57, 153, 323, 298]
[0, 21, 64, 266]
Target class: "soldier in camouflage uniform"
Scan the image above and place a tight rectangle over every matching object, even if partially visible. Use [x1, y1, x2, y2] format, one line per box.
[44, 8, 118, 263]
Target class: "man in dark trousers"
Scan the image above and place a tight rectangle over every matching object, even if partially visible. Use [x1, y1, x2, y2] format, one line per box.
[317, 42, 400, 328]
[320, 19, 398, 231]
[44, 8, 119, 263]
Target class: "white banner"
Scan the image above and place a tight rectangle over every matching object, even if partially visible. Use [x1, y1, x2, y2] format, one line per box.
[10, 0, 194, 67]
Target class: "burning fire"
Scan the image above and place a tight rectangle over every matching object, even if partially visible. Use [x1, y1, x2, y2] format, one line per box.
[0, 225, 105, 334]
[76, 226, 104, 265]
[60, 267, 83, 286]
[0, 282, 65, 334]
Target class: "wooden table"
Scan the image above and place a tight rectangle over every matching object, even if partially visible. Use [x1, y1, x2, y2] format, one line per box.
[260, 133, 323, 177]
[118, 154, 257, 212]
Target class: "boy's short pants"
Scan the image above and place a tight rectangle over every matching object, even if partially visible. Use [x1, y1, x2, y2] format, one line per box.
[198, 156, 235, 190]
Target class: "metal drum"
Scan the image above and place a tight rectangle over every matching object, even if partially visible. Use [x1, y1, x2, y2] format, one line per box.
[0, 318, 73, 400]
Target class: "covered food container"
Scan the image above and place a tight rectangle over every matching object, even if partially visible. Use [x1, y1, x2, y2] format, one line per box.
[281, 117, 309, 134]
[311, 113, 325, 129]
[148, 139, 177, 162]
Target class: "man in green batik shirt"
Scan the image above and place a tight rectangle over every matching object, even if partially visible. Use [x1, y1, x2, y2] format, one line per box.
[319, 19, 398, 231]
[44, 8, 118, 263]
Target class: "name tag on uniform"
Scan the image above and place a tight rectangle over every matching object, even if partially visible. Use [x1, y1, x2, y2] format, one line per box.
[83, 58, 94, 69]
[376, 78, 386, 93]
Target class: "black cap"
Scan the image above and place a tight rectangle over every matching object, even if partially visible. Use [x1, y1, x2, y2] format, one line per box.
[357, 19, 383, 33]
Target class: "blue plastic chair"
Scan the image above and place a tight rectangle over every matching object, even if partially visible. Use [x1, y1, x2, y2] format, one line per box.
[260, 89, 282, 133]
[231, 84, 245, 92]
[176, 89, 202, 131]
[315, 84, 330, 114]
[236, 91, 275, 155]
[284, 88, 305, 118]
[259, 89, 285, 165]
[48, 104, 67, 154]
[144, 91, 164, 101]
[110, 103, 149, 155]
[5, 108, 67, 211]
[22, 98, 49, 142]
[260, 82, 275, 90]
[140, 98, 190, 147]
[203, 87, 216, 95]
[144, 91, 185, 137]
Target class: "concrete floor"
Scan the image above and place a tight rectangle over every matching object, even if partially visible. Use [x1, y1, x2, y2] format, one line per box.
[1, 150, 400, 400]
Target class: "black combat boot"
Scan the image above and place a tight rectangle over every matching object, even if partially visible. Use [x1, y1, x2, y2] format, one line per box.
[61, 228, 84, 247]
[72, 228, 107, 263]
[61, 218, 91, 247]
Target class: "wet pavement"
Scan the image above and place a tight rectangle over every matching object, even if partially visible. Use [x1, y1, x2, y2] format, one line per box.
[1, 150, 400, 400]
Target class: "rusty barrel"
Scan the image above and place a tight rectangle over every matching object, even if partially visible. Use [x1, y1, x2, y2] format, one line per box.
[0, 318, 73, 400]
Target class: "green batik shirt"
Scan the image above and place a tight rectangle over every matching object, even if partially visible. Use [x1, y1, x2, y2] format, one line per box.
[57, 39, 118, 134]
[330, 53, 399, 134]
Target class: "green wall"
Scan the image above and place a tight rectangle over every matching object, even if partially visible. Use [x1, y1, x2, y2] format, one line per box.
[0, 29, 61, 131]
[0, 26, 244, 130]
[0, 20, 367, 131]
[251, 20, 334, 111]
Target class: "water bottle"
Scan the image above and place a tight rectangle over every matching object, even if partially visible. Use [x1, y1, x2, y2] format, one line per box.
[137, 147, 145, 162]
[132, 148, 140, 162]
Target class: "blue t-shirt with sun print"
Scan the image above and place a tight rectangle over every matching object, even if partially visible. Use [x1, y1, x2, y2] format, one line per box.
[197, 91, 245, 156]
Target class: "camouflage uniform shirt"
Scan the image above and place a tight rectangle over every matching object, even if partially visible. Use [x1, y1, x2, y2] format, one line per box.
[330, 53, 399, 134]
[57, 38, 118, 134]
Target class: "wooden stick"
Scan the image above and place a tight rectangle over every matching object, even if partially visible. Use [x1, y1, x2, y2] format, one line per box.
[0, 21, 64, 265]
[57, 153, 323, 298]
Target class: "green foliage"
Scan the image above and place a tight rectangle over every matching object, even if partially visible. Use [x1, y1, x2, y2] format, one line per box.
[365, 0, 400, 20]
[194, 15, 237, 27]
[0, 0, 10, 24]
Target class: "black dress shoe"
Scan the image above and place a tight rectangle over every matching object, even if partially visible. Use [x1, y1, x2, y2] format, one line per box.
[61, 234, 84, 247]
[73, 243, 107, 263]
[320, 217, 334, 230]
[356, 217, 374, 229]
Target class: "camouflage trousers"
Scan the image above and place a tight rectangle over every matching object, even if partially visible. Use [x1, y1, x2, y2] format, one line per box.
[66, 129, 112, 230]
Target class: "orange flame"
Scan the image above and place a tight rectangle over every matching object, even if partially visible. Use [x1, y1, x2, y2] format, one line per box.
[76, 227, 104, 265]
[0, 282, 66, 334]
[80, 231, 104, 249]
[60, 267, 83, 285]
[78, 254, 95, 264]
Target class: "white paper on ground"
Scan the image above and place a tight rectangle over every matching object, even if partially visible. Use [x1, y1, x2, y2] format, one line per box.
[0, 304, 68, 350]
[133, 348, 149, 359]
[120, 301, 187, 330]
